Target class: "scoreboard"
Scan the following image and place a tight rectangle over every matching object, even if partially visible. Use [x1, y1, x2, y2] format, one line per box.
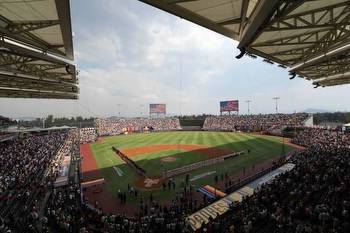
[150, 104, 166, 114]
[220, 100, 239, 113]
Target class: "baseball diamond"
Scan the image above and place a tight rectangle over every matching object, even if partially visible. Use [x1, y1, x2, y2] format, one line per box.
[80, 131, 297, 213]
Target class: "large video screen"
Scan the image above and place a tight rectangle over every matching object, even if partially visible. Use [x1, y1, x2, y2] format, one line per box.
[220, 100, 239, 112]
[150, 104, 166, 114]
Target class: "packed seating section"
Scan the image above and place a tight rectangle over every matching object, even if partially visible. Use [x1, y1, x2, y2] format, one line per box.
[0, 130, 79, 233]
[79, 127, 97, 144]
[96, 118, 181, 136]
[203, 113, 309, 132]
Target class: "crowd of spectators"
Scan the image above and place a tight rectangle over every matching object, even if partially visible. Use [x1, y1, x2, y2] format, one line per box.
[79, 128, 97, 144]
[96, 118, 181, 136]
[203, 113, 309, 132]
[292, 127, 350, 150]
[207, 128, 350, 233]
[0, 130, 79, 233]
[0, 132, 67, 200]
[45, 183, 199, 233]
[47, 129, 80, 183]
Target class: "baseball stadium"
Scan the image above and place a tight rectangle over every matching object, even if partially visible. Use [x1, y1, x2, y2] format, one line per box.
[1, 1, 350, 233]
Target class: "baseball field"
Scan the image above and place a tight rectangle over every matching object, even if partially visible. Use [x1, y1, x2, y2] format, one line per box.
[82, 131, 295, 205]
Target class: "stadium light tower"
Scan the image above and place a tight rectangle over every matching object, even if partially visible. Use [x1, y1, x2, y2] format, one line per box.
[272, 97, 280, 113]
[140, 104, 144, 117]
[246, 100, 251, 115]
[41, 117, 46, 128]
[117, 104, 121, 117]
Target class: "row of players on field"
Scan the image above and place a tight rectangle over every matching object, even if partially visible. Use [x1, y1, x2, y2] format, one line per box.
[80, 113, 310, 143]
[1, 125, 349, 232]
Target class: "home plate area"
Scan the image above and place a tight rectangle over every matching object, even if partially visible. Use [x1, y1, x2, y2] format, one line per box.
[161, 156, 177, 163]
[135, 176, 162, 189]
[120, 144, 237, 190]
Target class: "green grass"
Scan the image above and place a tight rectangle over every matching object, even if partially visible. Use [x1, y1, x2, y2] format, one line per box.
[132, 150, 208, 176]
[90, 131, 293, 203]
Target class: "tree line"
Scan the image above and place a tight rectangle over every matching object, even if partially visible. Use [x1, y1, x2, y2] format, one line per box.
[0, 115, 17, 127]
[313, 112, 350, 125]
[19, 115, 96, 128]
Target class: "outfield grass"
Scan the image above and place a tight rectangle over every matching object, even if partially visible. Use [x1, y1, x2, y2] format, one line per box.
[90, 131, 293, 203]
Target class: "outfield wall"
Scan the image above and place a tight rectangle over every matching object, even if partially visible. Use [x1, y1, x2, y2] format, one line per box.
[180, 126, 202, 131]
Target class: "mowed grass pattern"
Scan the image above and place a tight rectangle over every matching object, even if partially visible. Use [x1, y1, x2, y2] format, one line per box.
[90, 131, 293, 203]
[132, 150, 207, 176]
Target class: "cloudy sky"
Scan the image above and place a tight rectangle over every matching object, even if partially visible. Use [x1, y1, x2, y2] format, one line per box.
[1, 0, 349, 118]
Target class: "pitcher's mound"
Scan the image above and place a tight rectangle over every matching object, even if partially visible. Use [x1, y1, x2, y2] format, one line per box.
[135, 176, 163, 190]
[161, 156, 177, 163]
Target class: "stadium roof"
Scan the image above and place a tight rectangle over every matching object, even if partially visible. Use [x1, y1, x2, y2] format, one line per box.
[0, 0, 78, 99]
[2, 125, 74, 133]
[139, 0, 350, 87]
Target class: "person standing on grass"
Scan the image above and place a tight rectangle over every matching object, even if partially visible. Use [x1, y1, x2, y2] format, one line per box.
[185, 174, 189, 185]
[118, 189, 121, 201]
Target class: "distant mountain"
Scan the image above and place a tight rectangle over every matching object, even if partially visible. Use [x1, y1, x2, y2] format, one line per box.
[303, 108, 330, 114]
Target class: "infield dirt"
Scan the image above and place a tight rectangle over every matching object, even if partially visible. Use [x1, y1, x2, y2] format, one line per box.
[121, 144, 232, 159]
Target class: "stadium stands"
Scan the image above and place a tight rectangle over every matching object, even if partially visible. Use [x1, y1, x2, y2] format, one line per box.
[0, 129, 79, 232]
[292, 127, 350, 150]
[96, 118, 181, 136]
[80, 127, 98, 144]
[203, 113, 309, 132]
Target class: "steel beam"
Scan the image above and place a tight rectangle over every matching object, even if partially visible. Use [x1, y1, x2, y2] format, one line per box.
[0, 16, 65, 57]
[238, 0, 278, 49]
[0, 87, 78, 99]
[7, 20, 60, 34]
[0, 50, 75, 85]
[290, 42, 350, 71]
[0, 69, 77, 87]
[55, 0, 75, 60]
[313, 71, 350, 84]
[139, 0, 238, 39]
[264, 23, 349, 32]
[0, 36, 75, 66]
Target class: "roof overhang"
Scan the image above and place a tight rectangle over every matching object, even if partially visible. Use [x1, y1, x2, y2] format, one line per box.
[0, 0, 78, 99]
[139, 0, 350, 87]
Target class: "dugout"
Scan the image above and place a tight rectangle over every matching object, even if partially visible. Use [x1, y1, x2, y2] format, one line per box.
[343, 123, 350, 132]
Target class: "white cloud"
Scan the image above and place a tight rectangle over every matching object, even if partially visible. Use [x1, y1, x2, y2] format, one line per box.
[146, 19, 231, 67]
[75, 30, 122, 65]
